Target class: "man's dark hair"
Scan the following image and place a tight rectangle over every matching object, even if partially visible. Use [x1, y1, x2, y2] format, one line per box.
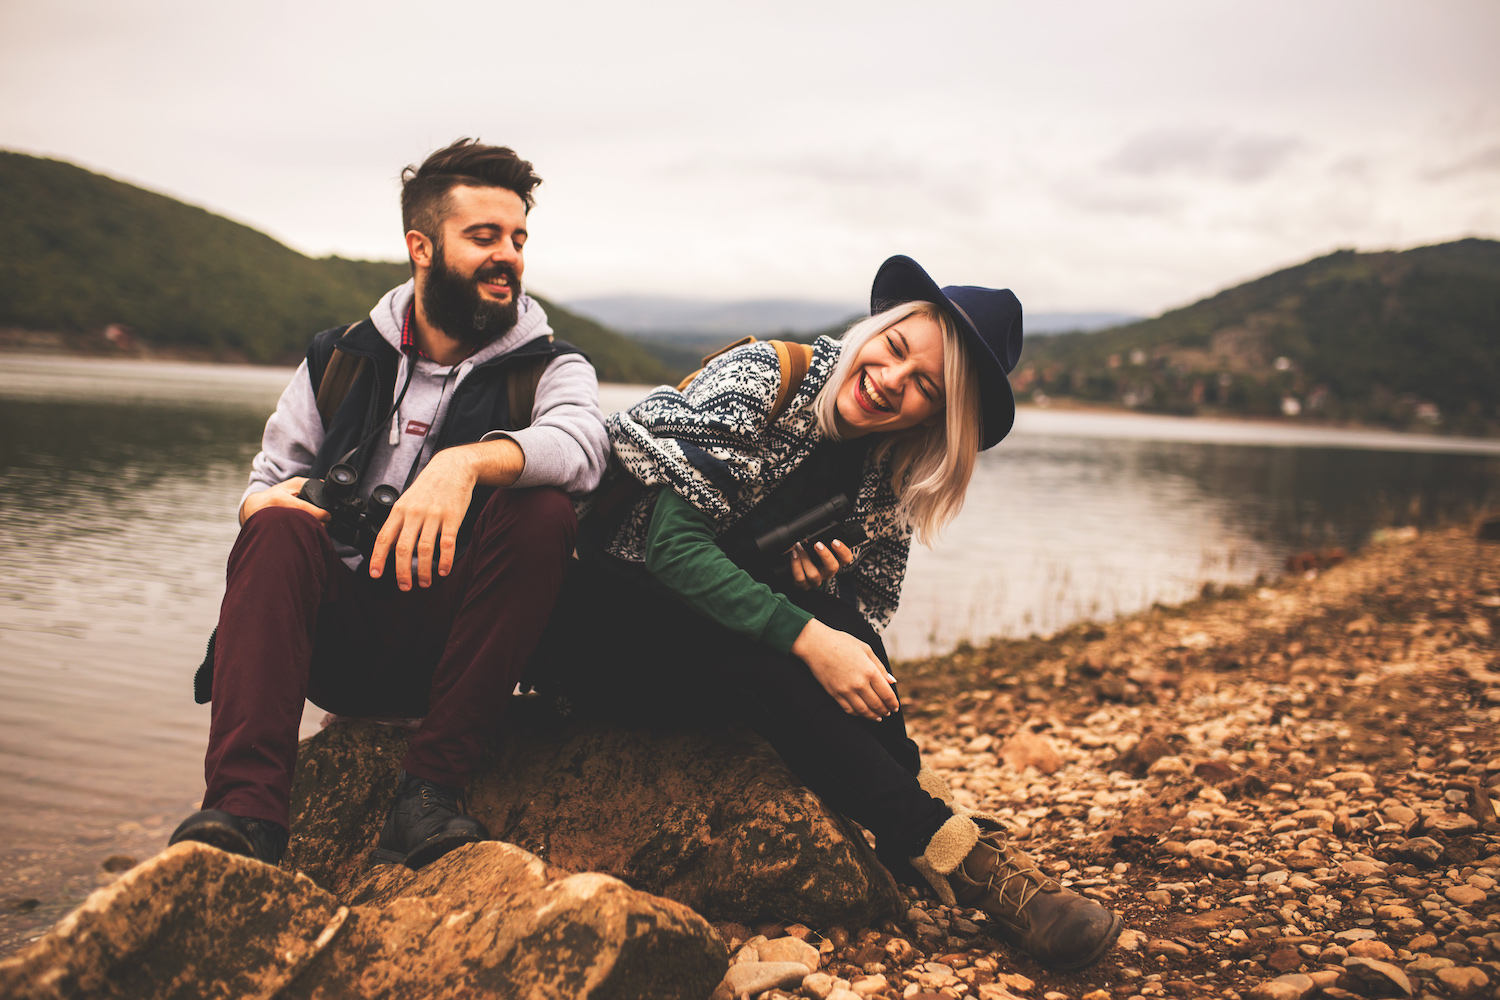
[400, 138, 542, 245]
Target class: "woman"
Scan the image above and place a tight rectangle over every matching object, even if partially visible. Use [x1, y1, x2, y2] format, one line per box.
[539, 256, 1121, 971]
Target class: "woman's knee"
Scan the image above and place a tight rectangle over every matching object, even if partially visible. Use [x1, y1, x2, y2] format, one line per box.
[791, 591, 888, 665]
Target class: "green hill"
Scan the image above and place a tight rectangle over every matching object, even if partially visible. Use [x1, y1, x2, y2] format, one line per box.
[0, 150, 673, 383]
[1017, 239, 1500, 435]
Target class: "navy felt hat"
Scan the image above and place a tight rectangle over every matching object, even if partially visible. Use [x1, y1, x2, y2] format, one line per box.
[870, 255, 1024, 450]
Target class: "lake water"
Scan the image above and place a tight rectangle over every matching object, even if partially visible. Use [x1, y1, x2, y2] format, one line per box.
[2, 354, 1499, 948]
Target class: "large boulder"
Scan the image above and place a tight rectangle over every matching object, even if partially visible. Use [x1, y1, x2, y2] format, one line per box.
[287, 703, 902, 927]
[0, 841, 726, 1000]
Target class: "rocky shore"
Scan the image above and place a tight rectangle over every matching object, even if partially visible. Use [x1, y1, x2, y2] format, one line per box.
[3, 525, 1497, 998]
[756, 524, 1497, 1000]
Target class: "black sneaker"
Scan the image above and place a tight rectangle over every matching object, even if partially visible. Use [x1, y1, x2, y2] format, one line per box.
[371, 770, 487, 870]
[169, 809, 288, 866]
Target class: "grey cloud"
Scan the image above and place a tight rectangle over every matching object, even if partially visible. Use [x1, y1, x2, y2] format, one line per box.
[1106, 128, 1304, 183]
[1330, 155, 1371, 178]
[1050, 178, 1185, 217]
[663, 149, 993, 220]
[1425, 145, 1500, 180]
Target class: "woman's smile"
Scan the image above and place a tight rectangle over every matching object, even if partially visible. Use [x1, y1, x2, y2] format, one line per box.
[835, 312, 946, 437]
[855, 369, 894, 413]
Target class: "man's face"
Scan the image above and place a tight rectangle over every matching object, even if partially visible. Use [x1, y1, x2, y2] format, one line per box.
[415, 185, 528, 347]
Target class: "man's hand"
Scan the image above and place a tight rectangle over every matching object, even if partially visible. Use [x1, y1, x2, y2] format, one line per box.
[788, 538, 854, 590]
[369, 439, 525, 590]
[791, 618, 899, 721]
[239, 477, 331, 526]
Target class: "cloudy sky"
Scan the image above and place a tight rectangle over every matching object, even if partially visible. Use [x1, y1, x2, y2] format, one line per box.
[2, 0, 1495, 314]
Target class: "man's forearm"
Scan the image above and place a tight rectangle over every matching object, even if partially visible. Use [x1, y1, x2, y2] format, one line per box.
[438, 437, 527, 487]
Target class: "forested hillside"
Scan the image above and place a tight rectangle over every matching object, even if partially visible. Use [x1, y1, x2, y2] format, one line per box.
[1017, 239, 1500, 434]
[0, 151, 672, 383]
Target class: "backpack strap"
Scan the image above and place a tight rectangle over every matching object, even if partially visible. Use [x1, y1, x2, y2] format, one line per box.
[315, 322, 560, 431]
[504, 354, 552, 429]
[768, 340, 814, 425]
[314, 323, 366, 425]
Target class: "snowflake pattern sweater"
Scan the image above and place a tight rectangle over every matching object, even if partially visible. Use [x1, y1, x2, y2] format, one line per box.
[605, 336, 913, 632]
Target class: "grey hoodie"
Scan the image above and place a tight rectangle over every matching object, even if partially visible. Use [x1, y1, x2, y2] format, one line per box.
[243, 280, 609, 565]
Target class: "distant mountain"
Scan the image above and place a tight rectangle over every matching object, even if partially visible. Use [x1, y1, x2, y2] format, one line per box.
[1026, 311, 1140, 334]
[1017, 239, 1500, 435]
[567, 294, 1135, 339]
[0, 151, 673, 384]
[564, 295, 862, 339]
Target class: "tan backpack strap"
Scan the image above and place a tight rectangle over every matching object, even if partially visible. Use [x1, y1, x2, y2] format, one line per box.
[505, 355, 552, 430]
[315, 323, 366, 425]
[767, 340, 814, 424]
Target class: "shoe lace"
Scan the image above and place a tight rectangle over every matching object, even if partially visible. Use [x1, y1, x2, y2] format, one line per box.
[418, 781, 463, 816]
[979, 846, 1050, 925]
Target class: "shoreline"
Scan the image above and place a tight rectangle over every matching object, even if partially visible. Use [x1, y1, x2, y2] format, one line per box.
[3, 339, 1495, 446]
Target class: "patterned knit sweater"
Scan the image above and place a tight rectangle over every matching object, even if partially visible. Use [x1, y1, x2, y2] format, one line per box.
[605, 336, 913, 632]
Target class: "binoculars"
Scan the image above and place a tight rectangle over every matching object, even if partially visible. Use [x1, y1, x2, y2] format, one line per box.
[298, 463, 400, 563]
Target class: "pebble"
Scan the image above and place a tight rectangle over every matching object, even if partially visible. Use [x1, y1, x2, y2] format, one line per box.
[1443, 884, 1486, 907]
[1245, 974, 1315, 1000]
[1341, 957, 1413, 997]
[802, 972, 836, 1000]
[1404, 955, 1455, 976]
[757, 936, 819, 970]
[1346, 940, 1395, 960]
[1435, 966, 1489, 996]
[713, 962, 810, 1000]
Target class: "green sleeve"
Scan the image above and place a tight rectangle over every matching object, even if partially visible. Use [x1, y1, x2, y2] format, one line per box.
[643, 489, 814, 654]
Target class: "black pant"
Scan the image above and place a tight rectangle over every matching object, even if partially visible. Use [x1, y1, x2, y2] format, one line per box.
[530, 556, 952, 869]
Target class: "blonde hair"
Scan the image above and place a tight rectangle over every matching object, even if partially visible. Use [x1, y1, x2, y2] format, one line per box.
[812, 301, 981, 545]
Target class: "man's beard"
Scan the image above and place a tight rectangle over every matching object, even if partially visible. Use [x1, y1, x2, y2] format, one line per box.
[420, 243, 520, 349]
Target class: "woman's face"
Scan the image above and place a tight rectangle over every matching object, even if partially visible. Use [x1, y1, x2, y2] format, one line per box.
[833, 311, 946, 438]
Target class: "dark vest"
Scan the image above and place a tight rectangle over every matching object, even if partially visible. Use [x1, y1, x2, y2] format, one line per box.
[304, 318, 582, 551]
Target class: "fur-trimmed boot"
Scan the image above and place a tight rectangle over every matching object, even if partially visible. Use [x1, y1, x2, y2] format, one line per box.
[910, 802, 1122, 972]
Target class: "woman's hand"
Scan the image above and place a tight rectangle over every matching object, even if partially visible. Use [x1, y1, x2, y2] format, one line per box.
[788, 539, 854, 590]
[791, 618, 899, 720]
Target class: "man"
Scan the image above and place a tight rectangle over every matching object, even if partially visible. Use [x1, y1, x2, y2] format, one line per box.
[170, 139, 608, 870]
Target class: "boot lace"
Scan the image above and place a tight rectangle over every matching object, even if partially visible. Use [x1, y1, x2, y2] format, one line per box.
[974, 841, 1053, 928]
[418, 783, 463, 816]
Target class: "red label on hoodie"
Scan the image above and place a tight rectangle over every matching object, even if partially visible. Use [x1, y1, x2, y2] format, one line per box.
[404, 420, 431, 437]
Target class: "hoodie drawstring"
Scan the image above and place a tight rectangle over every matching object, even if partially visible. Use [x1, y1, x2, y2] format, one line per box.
[389, 354, 408, 445]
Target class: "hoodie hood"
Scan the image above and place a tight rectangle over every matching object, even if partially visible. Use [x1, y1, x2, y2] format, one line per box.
[368, 279, 554, 367]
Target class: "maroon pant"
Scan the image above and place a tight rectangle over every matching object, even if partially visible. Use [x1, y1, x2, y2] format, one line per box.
[202, 487, 577, 827]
